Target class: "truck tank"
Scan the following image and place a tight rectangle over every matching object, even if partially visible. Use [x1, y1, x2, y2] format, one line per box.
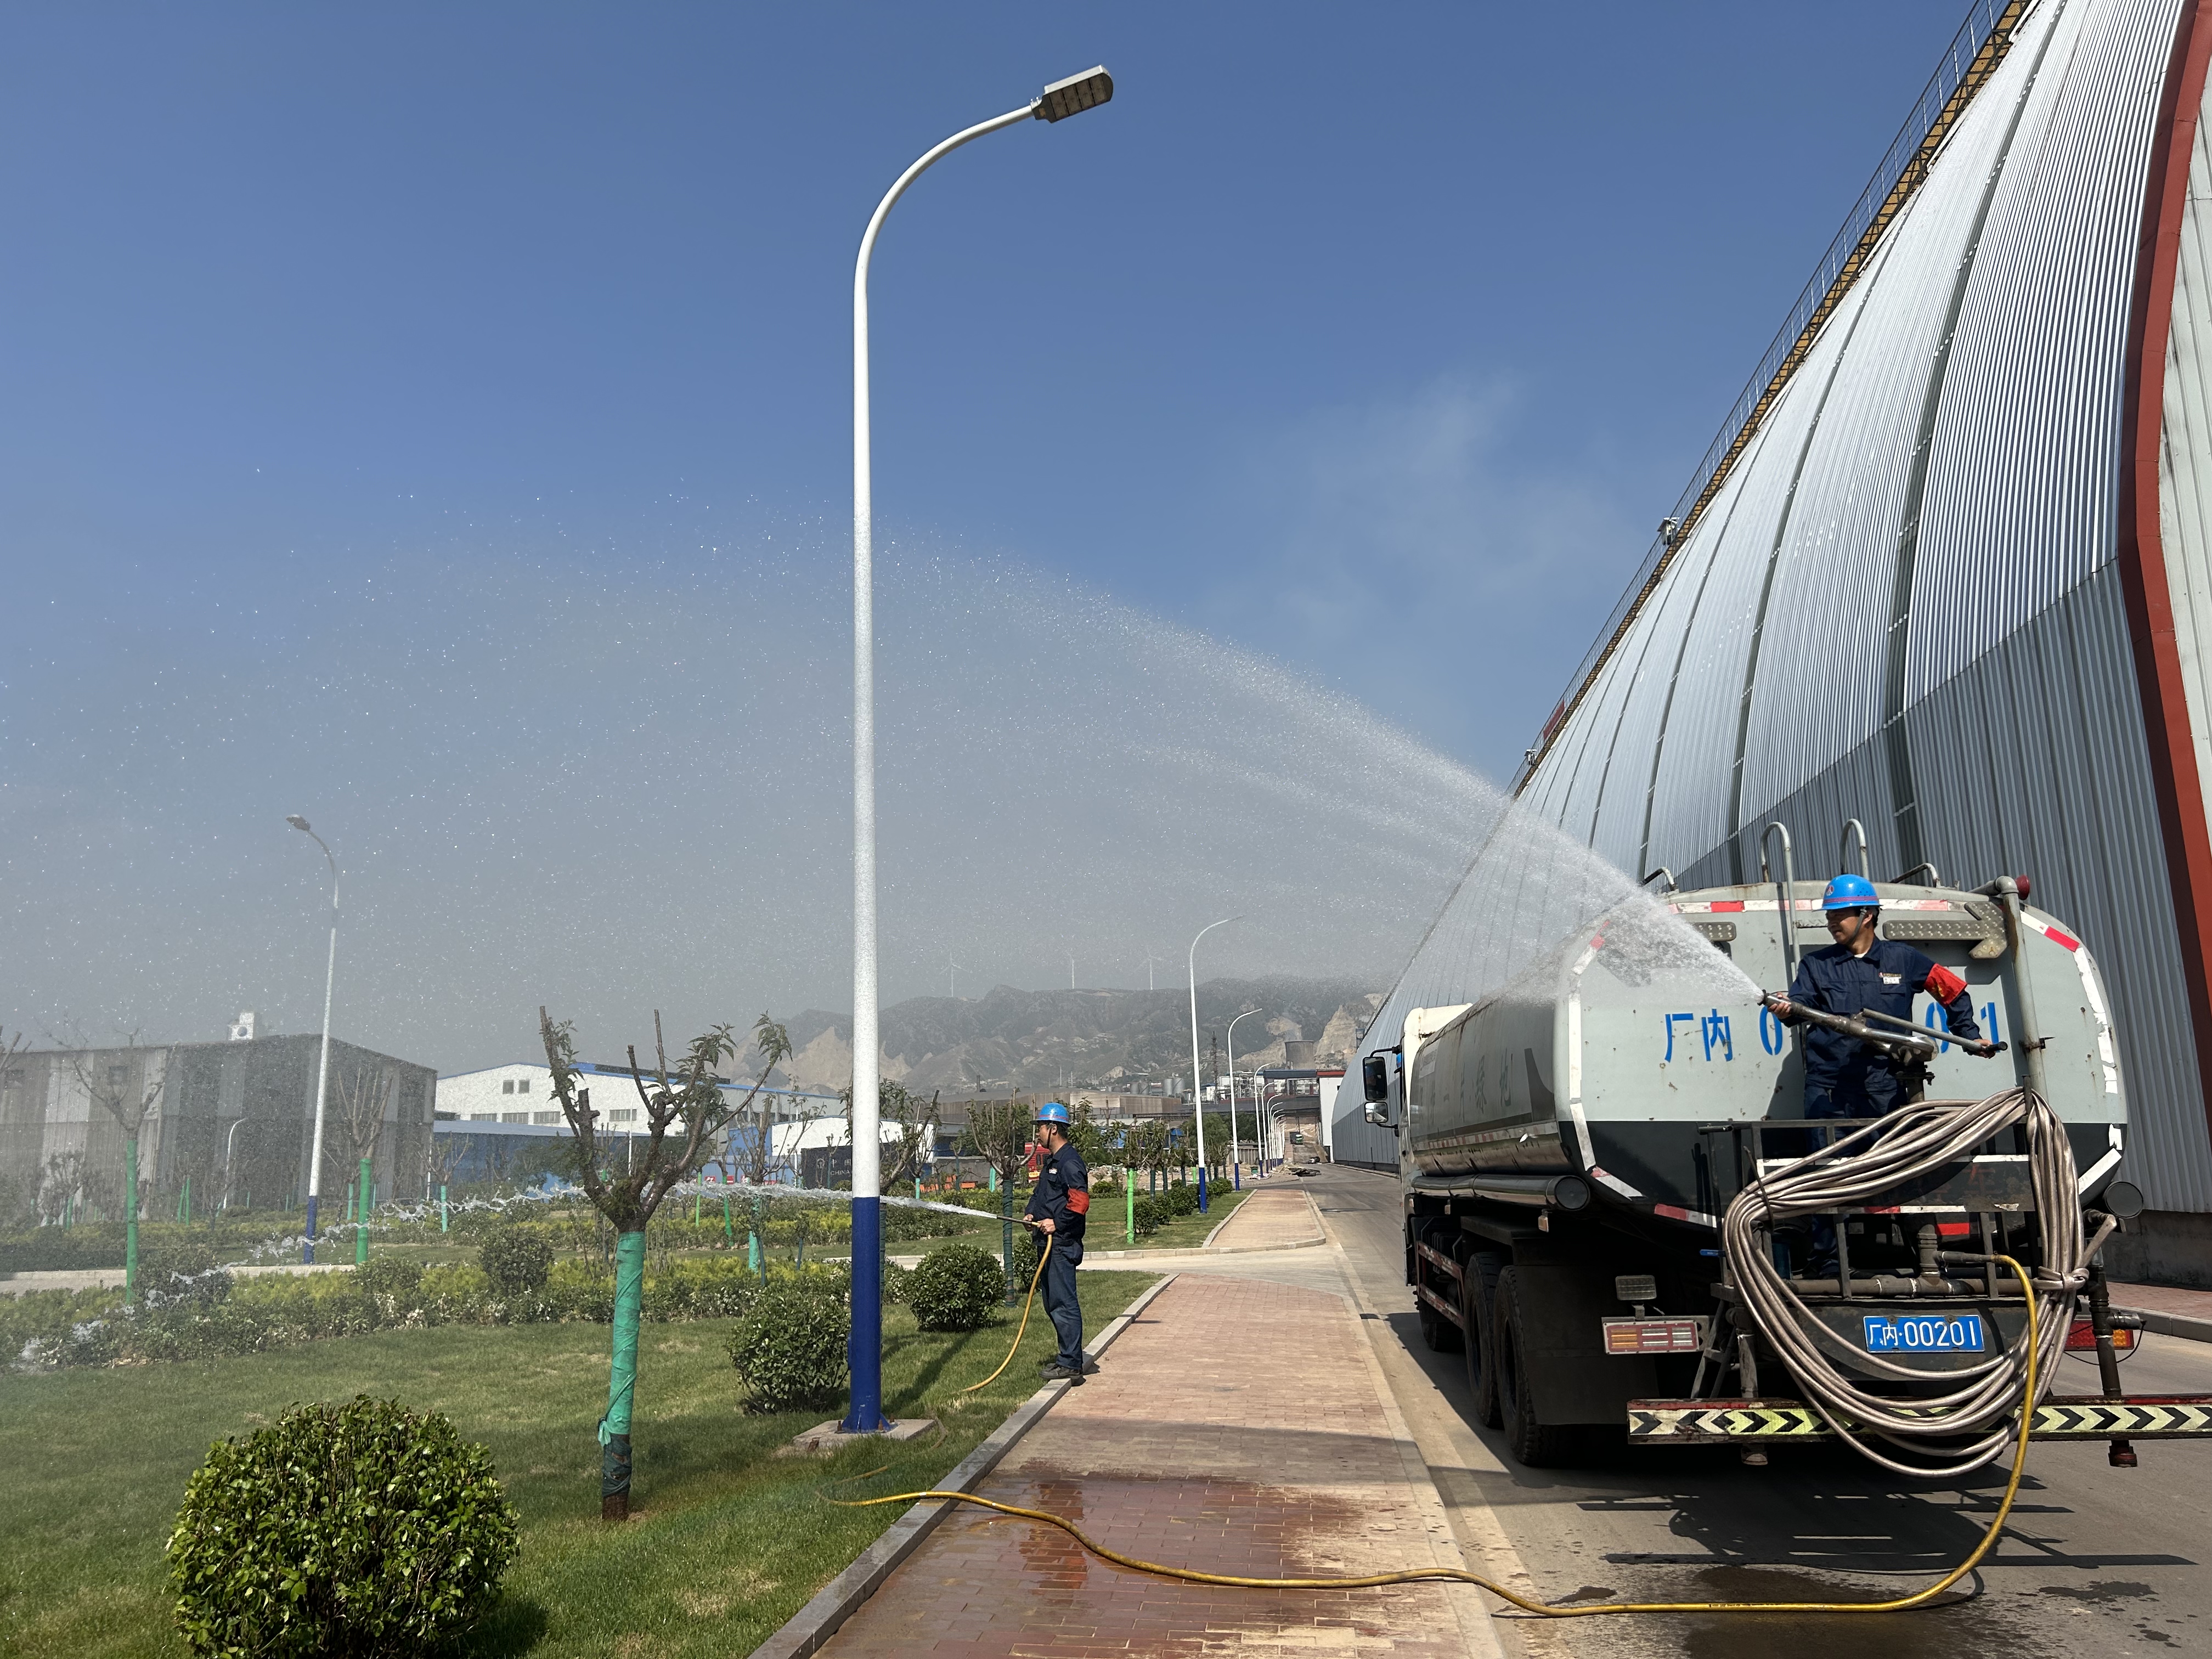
[1400, 878, 2127, 1224]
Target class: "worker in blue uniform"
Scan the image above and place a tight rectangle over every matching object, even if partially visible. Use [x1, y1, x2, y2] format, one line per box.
[1768, 872, 1989, 1121]
[1022, 1101, 1092, 1384]
[1767, 873, 1994, 1276]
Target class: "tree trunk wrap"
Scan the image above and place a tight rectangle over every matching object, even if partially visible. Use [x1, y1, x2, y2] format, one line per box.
[356, 1156, 373, 1265]
[125, 1136, 139, 1304]
[600, 1229, 647, 1503]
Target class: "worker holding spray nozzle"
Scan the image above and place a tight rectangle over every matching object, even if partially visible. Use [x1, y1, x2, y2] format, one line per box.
[1764, 872, 1995, 1118]
[1764, 872, 2000, 1273]
[1022, 1101, 1091, 1384]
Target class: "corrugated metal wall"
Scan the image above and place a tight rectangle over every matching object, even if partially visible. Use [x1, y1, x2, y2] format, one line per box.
[1459, 0, 2212, 1212]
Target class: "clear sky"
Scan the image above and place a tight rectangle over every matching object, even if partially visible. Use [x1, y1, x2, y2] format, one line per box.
[1, 3, 1974, 1067]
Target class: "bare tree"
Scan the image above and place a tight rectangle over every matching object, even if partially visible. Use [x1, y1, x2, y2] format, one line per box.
[728, 1015, 794, 1266]
[539, 1007, 785, 1522]
[961, 1097, 1035, 1300]
[53, 1029, 166, 1304]
[329, 1058, 397, 1248]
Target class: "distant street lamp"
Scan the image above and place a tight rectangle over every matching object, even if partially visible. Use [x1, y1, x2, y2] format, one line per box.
[1226, 1006, 1262, 1188]
[1186, 915, 1241, 1211]
[847, 65, 1115, 1436]
[286, 815, 338, 1264]
[223, 1115, 247, 1212]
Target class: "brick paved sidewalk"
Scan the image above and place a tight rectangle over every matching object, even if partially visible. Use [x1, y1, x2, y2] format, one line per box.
[2112, 1279, 2212, 1322]
[813, 1273, 1482, 1657]
[1201, 1183, 1322, 1251]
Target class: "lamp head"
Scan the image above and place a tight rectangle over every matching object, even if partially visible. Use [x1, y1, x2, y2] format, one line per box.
[1034, 66, 1112, 122]
[286, 815, 312, 833]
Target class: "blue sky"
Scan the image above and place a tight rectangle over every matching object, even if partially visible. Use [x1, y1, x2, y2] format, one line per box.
[1, 3, 1977, 1063]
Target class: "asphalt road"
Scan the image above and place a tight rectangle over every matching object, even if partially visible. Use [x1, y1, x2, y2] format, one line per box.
[1290, 1163, 2211, 1659]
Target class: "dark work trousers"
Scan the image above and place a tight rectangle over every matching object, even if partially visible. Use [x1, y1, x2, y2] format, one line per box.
[1040, 1235, 1085, 1367]
[1802, 1082, 1895, 1272]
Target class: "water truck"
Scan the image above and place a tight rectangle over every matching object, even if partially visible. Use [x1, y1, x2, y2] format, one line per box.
[1362, 839, 2212, 1474]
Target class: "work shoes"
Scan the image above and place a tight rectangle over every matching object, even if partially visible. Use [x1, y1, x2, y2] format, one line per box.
[1039, 1362, 1086, 1385]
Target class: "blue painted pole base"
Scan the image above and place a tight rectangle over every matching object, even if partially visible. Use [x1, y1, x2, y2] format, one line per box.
[1198, 1167, 1209, 1212]
[302, 1194, 319, 1264]
[840, 1194, 891, 1434]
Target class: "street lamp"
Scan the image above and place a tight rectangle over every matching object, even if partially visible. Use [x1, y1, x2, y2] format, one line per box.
[847, 65, 1115, 1437]
[1226, 1006, 1262, 1189]
[1186, 915, 1241, 1211]
[286, 815, 338, 1264]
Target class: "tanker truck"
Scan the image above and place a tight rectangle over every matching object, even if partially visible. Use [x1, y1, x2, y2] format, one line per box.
[1362, 847, 2212, 1472]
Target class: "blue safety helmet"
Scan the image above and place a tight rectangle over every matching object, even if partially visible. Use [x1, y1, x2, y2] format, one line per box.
[1821, 872, 1880, 911]
[1034, 1101, 1071, 1126]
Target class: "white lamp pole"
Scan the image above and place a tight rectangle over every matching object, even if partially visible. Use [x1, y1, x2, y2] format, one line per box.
[1186, 915, 1240, 1210]
[847, 66, 1114, 1436]
[286, 815, 338, 1263]
[1229, 1008, 1265, 1186]
[1226, 1006, 1262, 1188]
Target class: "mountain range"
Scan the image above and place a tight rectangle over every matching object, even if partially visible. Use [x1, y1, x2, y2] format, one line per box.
[772, 977, 1383, 1097]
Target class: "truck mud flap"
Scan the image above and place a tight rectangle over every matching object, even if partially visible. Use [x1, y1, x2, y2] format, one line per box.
[1626, 1395, 2212, 1444]
[1414, 1239, 1466, 1328]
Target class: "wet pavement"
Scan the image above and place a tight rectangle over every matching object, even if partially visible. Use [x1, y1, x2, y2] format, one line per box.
[1311, 1163, 2212, 1659]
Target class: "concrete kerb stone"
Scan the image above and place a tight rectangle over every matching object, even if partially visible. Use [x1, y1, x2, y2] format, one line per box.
[750, 1271, 1181, 1659]
[2122, 1306, 2212, 1344]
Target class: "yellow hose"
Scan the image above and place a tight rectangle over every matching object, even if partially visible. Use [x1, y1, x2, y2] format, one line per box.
[955, 1234, 1052, 1395]
[839, 1254, 2041, 1618]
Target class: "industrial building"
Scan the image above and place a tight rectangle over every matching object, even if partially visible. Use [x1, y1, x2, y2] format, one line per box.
[1345, 0, 2212, 1279]
[1, 1023, 434, 1218]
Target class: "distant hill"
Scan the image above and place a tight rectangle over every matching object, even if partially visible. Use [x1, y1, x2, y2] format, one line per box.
[776, 977, 1383, 1096]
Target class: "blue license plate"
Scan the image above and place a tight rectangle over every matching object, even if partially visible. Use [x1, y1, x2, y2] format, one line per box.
[1863, 1313, 1986, 1353]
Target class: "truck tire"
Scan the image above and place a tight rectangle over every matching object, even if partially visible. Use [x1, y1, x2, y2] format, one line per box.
[1494, 1266, 1579, 1468]
[1419, 1298, 1463, 1354]
[1461, 1249, 1506, 1429]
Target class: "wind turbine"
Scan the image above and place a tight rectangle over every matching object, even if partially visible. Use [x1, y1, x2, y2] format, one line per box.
[946, 952, 961, 999]
[1142, 949, 1161, 991]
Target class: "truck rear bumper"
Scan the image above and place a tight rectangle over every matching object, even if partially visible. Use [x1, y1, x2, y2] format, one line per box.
[1626, 1395, 2212, 1443]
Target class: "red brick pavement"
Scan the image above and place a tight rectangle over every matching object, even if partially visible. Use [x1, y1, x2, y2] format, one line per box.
[815, 1274, 1479, 1656]
[2111, 1279, 2212, 1320]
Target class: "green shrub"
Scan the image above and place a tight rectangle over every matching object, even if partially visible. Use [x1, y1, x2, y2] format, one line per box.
[166, 1394, 520, 1658]
[904, 1243, 1005, 1333]
[478, 1226, 554, 1295]
[727, 1285, 849, 1413]
[352, 1256, 424, 1322]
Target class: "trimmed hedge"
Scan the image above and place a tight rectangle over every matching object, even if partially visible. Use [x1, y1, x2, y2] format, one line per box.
[167, 1395, 519, 1657]
[904, 1244, 1006, 1333]
[728, 1285, 848, 1413]
[477, 1227, 554, 1295]
[5, 1256, 848, 1372]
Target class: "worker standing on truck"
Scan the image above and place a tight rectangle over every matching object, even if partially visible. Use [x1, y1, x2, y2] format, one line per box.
[1022, 1101, 1091, 1384]
[1767, 873, 1986, 1121]
[1766, 873, 1989, 1276]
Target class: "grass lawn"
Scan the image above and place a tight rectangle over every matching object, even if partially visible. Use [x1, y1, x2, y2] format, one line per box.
[0, 1270, 1160, 1658]
[1091, 1182, 1252, 1250]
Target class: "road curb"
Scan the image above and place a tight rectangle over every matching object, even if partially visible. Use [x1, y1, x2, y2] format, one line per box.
[749, 1271, 1180, 1659]
[1093, 1189, 1328, 1260]
[2120, 1305, 2212, 1345]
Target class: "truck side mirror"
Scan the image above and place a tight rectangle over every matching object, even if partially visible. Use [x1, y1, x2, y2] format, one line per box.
[1361, 1054, 1389, 1103]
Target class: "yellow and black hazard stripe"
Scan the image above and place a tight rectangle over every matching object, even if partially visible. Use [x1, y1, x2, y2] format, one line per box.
[1628, 1396, 2212, 1443]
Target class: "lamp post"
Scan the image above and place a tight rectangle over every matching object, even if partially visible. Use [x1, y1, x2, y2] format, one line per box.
[286, 815, 338, 1265]
[1226, 1006, 1261, 1189]
[1186, 915, 1240, 1212]
[846, 65, 1115, 1436]
[223, 1115, 247, 1212]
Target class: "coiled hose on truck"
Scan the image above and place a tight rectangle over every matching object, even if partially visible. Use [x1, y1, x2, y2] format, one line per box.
[1723, 1084, 2099, 1477]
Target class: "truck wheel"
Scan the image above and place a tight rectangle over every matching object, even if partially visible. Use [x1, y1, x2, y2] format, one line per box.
[1495, 1266, 1579, 1468]
[1419, 1300, 1463, 1354]
[1461, 1250, 1505, 1429]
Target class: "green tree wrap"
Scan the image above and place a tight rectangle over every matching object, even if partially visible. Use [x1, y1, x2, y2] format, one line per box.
[125, 1135, 139, 1304]
[356, 1155, 373, 1266]
[600, 1229, 646, 1468]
